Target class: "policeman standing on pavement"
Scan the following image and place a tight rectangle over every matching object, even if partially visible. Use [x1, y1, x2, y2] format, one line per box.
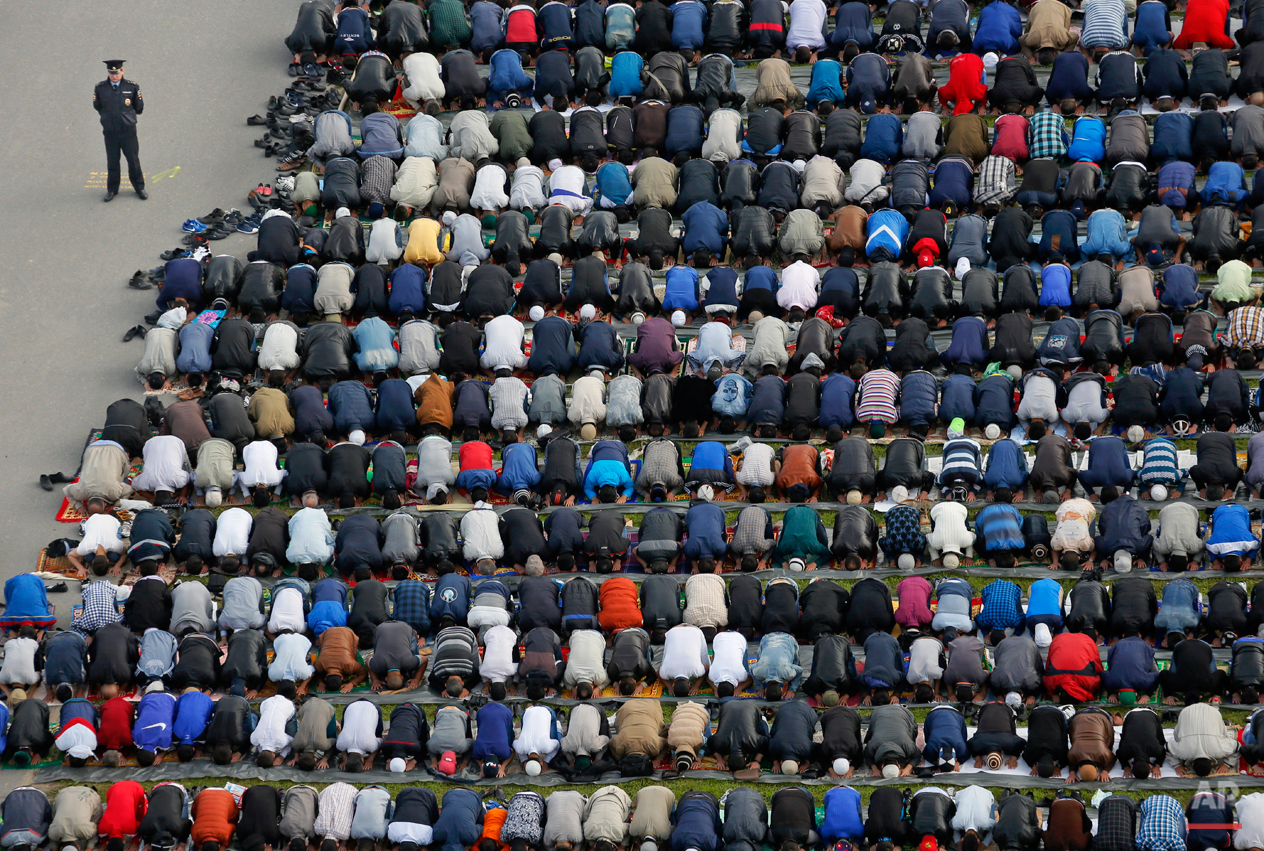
[93, 60, 147, 202]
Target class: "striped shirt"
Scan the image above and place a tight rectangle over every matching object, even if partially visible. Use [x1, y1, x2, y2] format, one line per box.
[732, 505, 776, 555]
[636, 439, 685, 492]
[360, 156, 397, 207]
[1029, 112, 1069, 160]
[1139, 438, 1182, 485]
[939, 437, 983, 486]
[684, 573, 729, 629]
[429, 626, 480, 680]
[973, 156, 1017, 206]
[735, 443, 777, 487]
[1080, 0, 1128, 48]
[856, 369, 901, 424]
[490, 376, 532, 431]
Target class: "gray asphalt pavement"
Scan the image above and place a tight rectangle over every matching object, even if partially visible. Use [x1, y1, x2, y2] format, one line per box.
[0, 1, 303, 582]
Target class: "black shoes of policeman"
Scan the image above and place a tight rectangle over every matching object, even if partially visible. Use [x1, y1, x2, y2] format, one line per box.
[103, 190, 116, 202]
[106, 188, 147, 201]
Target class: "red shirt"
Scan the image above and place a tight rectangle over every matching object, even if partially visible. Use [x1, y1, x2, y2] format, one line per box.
[940, 54, 988, 114]
[99, 781, 147, 838]
[1044, 632, 1104, 701]
[991, 114, 1031, 162]
[97, 696, 135, 751]
[505, 5, 538, 43]
[459, 440, 495, 472]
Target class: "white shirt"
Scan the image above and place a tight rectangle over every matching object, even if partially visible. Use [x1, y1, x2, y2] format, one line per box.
[269, 632, 315, 682]
[567, 375, 608, 426]
[1052, 498, 1096, 552]
[510, 164, 547, 210]
[258, 322, 301, 372]
[708, 631, 749, 686]
[479, 624, 520, 681]
[1234, 793, 1264, 851]
[366, 218, 404, 264]
[0, 637, 39, 685]
[563, 629, 610, 689]
[388, 824, 435, 847]
[77, 513, 125, 555]
[928, 502, 974, 555]
[402, 52, 444, 105]
[777, 261, 820, 312]
[659, 624, 710, 680]
[55, 722, 98, 760]
[130, 435, 191, 492]
[251, 694, 297, 755]
[846, 159, 888, 204]
[736, 443, 777, 487]
[242, 440, 285, 488]
[337, 700, 382, 755]
[514, 705, 561, 760]
[548, 165, 594, 216]
[480, 315, 528, 372]
[460, 502, 504, 563]
[268, 586, 308, 635]
[786, 0, 828, 50]
[952, 786, 997, 835]
[287, 507, 336, 566]
[907, 636, 944, 684]
[213, 507, 253, 557]
[470, 162, 510, 211]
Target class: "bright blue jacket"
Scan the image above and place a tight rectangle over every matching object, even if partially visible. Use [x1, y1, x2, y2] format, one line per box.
[471, 701, 515, 761]
[133, 691, 177, 753]
[865, 209, 910, 262]
[1067, 116, 1106, 163]
[488, 49, 534, 100]
[664, 265, 700, 311]
[594, 162, 633, 207]
[1039, 263, 1073, 307]
[806, 60, 846, 107]
[1026, 577, 1063, 624]
[173, 690, 215, 746]
[820, 787, 864, 842]
[973, 0, 1021, 54]
[1208, 504, 1260, 558]
[976, 504, 1025, 552]
[1203, 161, 1248, 206]
[497, 443, 542, 494]
[609, 52, 644, 99]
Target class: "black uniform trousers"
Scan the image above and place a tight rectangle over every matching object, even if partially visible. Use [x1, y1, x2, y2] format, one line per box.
[105, 131, 144, 193]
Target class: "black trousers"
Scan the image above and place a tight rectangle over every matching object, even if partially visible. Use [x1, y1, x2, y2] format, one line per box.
[105, 131, 144, 192]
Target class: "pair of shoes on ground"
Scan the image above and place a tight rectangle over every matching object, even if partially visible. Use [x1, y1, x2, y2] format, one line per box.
[122, 324, 148, 343]
[128, 269, 153, 290]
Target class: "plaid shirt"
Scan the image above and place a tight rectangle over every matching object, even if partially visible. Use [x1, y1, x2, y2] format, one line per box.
[392, 581, 431, 634]
[430, 0, 473, 47]
[314, 782, 357, 841]
[1223, 305, 1264, 349]
[360, 155, 397, 207]
[973, 155, 1017, 206]
[976, 580, 1025, 630]
[1029, 111, 1069, 160]
[1096, 796, 1138, 851]
[72, 581, 124, 635]
[732, 505, 776, 555]
[635, 438, 685, 492]
[1137, 795, 1188, 851]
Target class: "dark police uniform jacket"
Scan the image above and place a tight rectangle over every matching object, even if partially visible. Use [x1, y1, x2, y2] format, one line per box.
[94, 77, 144, 135]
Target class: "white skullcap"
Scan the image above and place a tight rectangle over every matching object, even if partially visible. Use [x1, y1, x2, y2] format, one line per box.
[984, 423, 1002, 440]
[390, 757, 407, 773]
[833, 757, 850, 775]
[780, 760, 800, 774]
[1150, 484, 1169, 501]
[349, 429, 366, 445]
[537, 424, 553, 439]
[529, 305, 546, 322]
[335, 206, 351, 219]
[442, 211, 457, 226]
[983, 52, 999, 68]
[1127, 425, 1145, 444]
[525, 759, 543, 776]
[671, 310, 687, 327]
[580, 303, 597, 319]
[846, 490, 862, 505]
[517, 157, 532, 169]
[882, 763, 900, 779]
[1006, 365, 1023, 380]
[1005, 691, 1022, 709]
[697, 484, 714, 502]
[632, 311, 646, 325]
[890, 485, 909, 504]
[1114, 549, 1133, 573]
[547, 158, 564, 172]
[1034, 623, 1053, 648]
[787, 557, 806, 572]
[205, 487, 223, 508]
[792, 159, 807, 174]
[748, 310, 765, 323]
[897, 553, 915, 570]
[548, 252, 564, 266]
[955, 258, 971, 279]
[943, 553, 960, 569]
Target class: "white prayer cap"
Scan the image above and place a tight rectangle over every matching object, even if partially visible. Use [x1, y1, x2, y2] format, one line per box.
[1127, 425, 1145, 444]
[671, 310, 687, 327]
[985, 423, 1002, 440]
[780, 760, 800, 774]
[1034, 623, 1053, 648]
[349, 429, 366, 445]
[537, 424, 553, 439]
[1150, 484, 1169, 501]
[787, 557, 806, 572]
[943, 554, 960, 569]
[1114, 549, 1133, 573]
[955, 257, 971, 279]
[580, 304, 597, 319]
[632, 311, 646, 325]
[335, 206, 351, 218]
[882, 763, 900, 779]
[792, 159, 807, 174]
[897, 553, 915, 570]
[517, 157, 532, 169]
[1005, 691, 1022, 709]
[833, 757, 850, 775]
[390, 757, 407, 773]
[1006, 365, 1023, 380]
[697, 484, 715, 502]
[442, 211, 457, 226]
[525, 759, 543, 776]
[846, 490, 862, 505]
[983, 52, 999, 68]
[548, 252, 564, 266]
[529, 305, 546, 322]
[205, 487, 223, 508]
[890, 485, 909, 504]
[548, 158, 564, 172]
